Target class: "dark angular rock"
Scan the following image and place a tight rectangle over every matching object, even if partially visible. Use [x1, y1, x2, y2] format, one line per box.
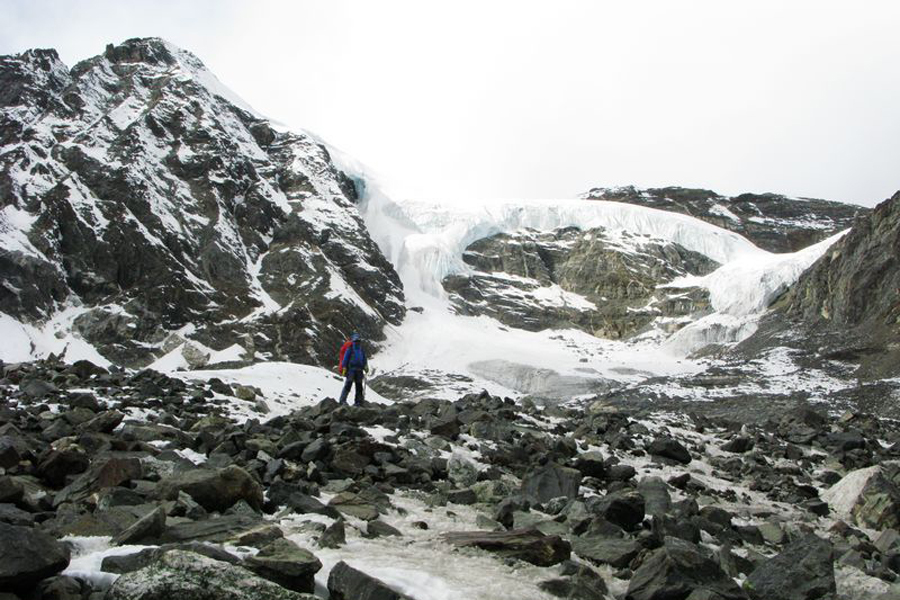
[37, 447, 90, 487]
[573, 535, 641, 568]
[521, 463, 582, 504]
[54, 455, 143, 506]
[626, 537, 747, 600]
[328, 560, 415, 600]
[0, 503, 34, 526]
[328, 492, 380, 521]
[0, 522, 71, 592]
[331, 448, 370, 475]
[443, 528, 571, 567]
[366, 520, 403, 539]
[539, 560, 609, 600]
[301, 438, 329, 463]
[0, 476, 24, 504]
[319, 519, 346, 549]
[647, 437, 692, 465]
[112, 506, 166, 545]
[608, 464, 636, 481]
[156, 465, 263, 512]
[243, 538, 322, 594]
[20, 378, 57, 399]
[280, 492, 340, 519]
[638, 477, 671, 518]
[587, 490, 645, 530]
[429, 416, 461, 440]
[745, 534, 835, 600]
[721, 436, 754, 453]
[573, 451, 607, 479]
[447, 488, 478, 505]
[83, 410, 125, 434]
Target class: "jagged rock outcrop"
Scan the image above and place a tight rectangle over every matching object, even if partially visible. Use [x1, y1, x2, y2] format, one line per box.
[443, 226, 716, 339]
[0, 38, 404, 368]
[584, 186, 866, 253]
[745, 191, 899, 379]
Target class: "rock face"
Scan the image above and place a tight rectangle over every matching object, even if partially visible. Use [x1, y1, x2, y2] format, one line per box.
[443, 226, 716, 339]
[583, 185, 866, 253]
[767, 191, 900, 379]
[0, 38, 404, 368]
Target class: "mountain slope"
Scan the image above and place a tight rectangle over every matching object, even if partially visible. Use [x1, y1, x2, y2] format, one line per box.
[748, 191, 900, 379]
[0, 38, 404, 368]
[583, 185, 866, 253]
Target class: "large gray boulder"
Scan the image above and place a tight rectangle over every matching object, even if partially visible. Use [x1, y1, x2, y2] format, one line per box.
[156, 465, 263, 512]
[745, 534, 835, 600]
[106, 550, 316, 600]
[822, 466, 900, 530]
[0, 523, 71, 591]
[327, 561, 416, 600]
[243, 538, 322, 594]
[521, 463, 582, 504]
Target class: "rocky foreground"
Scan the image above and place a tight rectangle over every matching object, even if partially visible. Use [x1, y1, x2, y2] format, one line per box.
[3, 358, 900, 599]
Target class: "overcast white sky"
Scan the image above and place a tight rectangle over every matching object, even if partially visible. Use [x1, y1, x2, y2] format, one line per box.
[2, 1, 898, 206]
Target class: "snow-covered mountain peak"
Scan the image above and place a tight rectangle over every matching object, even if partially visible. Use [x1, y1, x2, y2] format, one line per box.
[1, 39, 403, 368]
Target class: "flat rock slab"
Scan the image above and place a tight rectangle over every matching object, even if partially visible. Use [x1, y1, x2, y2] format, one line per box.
[443, 527, 571, 567]
[159, 514, 262, 544]
[573, 535, 642, 568]
[106, 549, 316, 600]
[243, 538, 322, 594]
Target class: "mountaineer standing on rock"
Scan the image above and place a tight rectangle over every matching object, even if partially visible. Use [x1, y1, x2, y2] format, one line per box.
[338, 333, 368, 405]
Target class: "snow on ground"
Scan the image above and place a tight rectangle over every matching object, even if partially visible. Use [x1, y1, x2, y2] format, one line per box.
[281, 491, 559, 600]
[0, 307, 112, 367]
[62, 536, 155, 589]
[168, 362, 390, 419]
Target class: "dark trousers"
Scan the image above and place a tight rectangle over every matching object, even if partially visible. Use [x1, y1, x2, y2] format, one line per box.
[339, 370, 365, 404]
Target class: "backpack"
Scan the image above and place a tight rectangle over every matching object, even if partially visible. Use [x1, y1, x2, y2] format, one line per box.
[338, 339, 352, 368]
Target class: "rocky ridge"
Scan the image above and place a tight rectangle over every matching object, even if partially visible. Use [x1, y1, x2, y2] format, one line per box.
[0, 38, 404, 369]
[583, 186, 867, 253]
[727, 190, 900, 382]
[2, 357, 900, 599]
[443, 226, 717, 339]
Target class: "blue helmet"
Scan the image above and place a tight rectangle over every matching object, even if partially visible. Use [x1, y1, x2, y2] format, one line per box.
[350, 332, 361, 341]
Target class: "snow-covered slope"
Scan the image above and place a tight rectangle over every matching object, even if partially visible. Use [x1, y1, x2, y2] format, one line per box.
[351, 180, 844, 399]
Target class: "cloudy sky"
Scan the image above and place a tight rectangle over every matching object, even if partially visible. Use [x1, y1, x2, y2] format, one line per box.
[3, 1, 898, 206]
